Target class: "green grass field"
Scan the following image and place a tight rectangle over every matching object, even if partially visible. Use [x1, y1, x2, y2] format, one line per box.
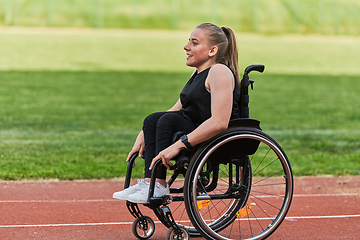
[1, 28, 360, 180]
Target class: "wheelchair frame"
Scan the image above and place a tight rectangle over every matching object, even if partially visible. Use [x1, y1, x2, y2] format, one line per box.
[121, 65, 294, 240]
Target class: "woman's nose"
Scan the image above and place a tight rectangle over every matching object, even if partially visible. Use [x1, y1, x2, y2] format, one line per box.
[184, 42, 190, 50]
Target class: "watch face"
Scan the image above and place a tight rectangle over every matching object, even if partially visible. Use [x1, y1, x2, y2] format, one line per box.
[181, 135, 187, 142]
[180, 135, 191, 148]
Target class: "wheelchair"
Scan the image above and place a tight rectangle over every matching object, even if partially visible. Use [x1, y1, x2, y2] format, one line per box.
[122, 65, 293, 240]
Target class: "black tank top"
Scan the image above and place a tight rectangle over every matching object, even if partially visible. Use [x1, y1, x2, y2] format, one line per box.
[180, 65, 240, 125]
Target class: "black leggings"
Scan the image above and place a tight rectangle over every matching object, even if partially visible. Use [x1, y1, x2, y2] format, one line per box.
[143, 111, 197, 179]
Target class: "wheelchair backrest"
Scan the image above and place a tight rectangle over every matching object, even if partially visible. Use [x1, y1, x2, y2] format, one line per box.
[239, 64, 265, 119]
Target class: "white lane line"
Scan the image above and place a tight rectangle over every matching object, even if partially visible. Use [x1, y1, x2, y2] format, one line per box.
[0, 215, 359, 228]
[0, 222, 132, 228]
[288, 214, 360, 220]
[0, 193, 357, 203]
[293, 193, 359, 197]
[0, 199, 116, 203]
[251, 193, 359, 198]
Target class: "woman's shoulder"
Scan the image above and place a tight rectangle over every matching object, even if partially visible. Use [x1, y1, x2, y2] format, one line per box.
[208, 64, 234, 81]
[210, 63, 232, 72]
[209, 64, 234, 78]
[205, 64, 235, 92]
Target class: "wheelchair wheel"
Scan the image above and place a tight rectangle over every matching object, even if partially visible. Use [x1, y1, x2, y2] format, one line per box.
[184, 128, 293, 240]
[166, 226, 190, 240]
[132, 216, 155, 239]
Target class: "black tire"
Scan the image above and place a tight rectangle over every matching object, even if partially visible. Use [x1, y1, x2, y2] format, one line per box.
[166, 226, 190, 240]
[132, 216, 155, 239]
[184, 128, 293, 240]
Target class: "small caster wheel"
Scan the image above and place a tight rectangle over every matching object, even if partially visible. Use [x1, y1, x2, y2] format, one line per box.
[132, 216, 155, 239]
[166, 226, 190, 240]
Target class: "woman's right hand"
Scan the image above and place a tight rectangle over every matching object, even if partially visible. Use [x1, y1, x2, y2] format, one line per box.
[126, 131, 145, 166]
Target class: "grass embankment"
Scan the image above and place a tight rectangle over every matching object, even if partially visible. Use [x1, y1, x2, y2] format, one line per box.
[0, 29, 359, 179]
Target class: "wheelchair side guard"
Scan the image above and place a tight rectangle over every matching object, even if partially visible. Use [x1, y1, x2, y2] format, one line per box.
[194, 119, 262, 166]
[228, 118, 261, 130]
[207, 137, 260, 166]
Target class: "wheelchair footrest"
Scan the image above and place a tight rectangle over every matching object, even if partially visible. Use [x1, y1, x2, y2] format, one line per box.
[148, 195, 173, 208]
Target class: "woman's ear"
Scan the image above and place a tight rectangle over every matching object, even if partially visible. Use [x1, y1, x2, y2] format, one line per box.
[209, 46, 218, 57]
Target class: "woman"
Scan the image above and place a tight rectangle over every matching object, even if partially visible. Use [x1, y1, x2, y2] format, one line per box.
[113, 23, 240, 204]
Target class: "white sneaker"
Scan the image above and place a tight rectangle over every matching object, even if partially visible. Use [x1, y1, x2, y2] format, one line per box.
[127, 182, 170, 204]
[112, 179, 149, 200]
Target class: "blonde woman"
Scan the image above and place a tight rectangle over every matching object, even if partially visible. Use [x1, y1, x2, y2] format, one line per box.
[113, 23, 241, 204]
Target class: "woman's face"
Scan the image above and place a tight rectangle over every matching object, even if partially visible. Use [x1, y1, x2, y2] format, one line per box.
[184, 28, 215, 71]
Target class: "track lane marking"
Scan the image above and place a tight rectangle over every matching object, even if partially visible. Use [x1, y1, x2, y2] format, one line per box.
[0, 199, 116, 203]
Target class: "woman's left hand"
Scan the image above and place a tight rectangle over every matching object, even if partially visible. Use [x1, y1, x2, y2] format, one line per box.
[149, 140, 184, 170]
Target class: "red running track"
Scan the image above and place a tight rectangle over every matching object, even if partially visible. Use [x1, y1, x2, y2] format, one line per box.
[0, 176, 359, 239]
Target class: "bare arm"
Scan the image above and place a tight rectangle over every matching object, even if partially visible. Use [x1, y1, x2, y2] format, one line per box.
[150, 64, 235, 170]
[186, 64, 234, 145]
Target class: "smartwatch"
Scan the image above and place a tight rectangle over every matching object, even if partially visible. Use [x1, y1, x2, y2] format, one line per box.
[180, 135, 192, 149]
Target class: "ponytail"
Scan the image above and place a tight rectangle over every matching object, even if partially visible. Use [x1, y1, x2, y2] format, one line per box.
[220, 27, 239, 82]
[196, 23, 240, 82]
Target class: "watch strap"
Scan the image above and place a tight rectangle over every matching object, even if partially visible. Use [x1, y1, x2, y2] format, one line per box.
[180, 135, 192, 149]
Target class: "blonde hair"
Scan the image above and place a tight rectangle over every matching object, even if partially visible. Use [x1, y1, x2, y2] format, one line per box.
[196, 23, 239, 82]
